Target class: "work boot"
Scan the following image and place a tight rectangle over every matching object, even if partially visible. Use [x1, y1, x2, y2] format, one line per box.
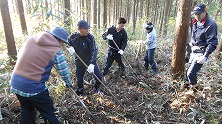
[75, 88, 84, 96]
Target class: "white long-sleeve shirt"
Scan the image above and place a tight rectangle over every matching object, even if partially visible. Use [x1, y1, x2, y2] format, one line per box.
[144, 27, 157, 49]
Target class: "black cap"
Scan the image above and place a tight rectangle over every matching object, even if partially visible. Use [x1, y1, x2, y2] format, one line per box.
[192, 3, 206, 14]
[77, 20, 90, 29]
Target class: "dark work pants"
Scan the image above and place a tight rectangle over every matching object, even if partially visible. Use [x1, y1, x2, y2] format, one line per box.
[103, 50, 125, 72]
[16, 89, 59, 124]
[144, 48, 157, 71]
[186, 52, 203, 84]
[76, 61, 102, 90]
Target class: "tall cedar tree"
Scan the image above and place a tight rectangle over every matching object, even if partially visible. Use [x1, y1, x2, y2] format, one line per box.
[0, 0, 17, 64]
[171, 0, 193, 78]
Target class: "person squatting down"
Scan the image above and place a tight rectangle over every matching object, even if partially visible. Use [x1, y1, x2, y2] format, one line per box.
[185, 3, 218, 91]
[10, 27, 73, 124]
[141, 22, 158, 75]
[102, 17, 128, 76]
[67, 20, 103, 96]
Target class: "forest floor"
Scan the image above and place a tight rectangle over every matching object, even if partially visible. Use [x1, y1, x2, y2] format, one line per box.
[1, 45, 222, 124]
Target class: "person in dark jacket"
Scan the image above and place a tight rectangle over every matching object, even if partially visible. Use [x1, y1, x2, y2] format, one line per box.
[102, 17, 128, 76]
[183, 3, 218, 91]
[10, 27, 73, 124]
[67, 20, 102, 96]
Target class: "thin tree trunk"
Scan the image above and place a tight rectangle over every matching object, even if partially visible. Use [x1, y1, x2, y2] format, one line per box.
[86, 0, 90, 23]
[163, 0, 170, 37]
[132, 0, 137, 34]
[126, 0, 131, 24]
[93, 0, 97, 28]
[140, 0, 144, 19]
[119, 0, 122, 16]
[159, 1, 165, 36]
[103, 0, 107, 28]
[98, 0, 100, 29]
[11, 0, 17, 14]
[153, 0, 158, 23]
[64, 0, 71, 33]
[168, 0, 173, 17]
[108, 0, 111, 26]
[216, 35, 222, 60]
[146, 0, 150, 19]
[17, 0, 28, 34]
[171, 0, 193, 78]
[115, 0, 119, 21]
[0, 0, 17, 63]
[82, 0, 85, 20]
[135, 0, 138, 21]
[112, 0, 116, 23]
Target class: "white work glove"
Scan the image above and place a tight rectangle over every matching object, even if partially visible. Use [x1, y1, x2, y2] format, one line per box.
[87, 64, 95, 73]
[197, 56, 207, 64]
[66, 47, 75, 55]
[106, 34, 113, 40]
[191, 46, 200, 52]
[118, 49, 124, 55]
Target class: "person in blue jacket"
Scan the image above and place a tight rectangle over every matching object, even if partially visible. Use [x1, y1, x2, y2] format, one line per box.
[10, 27, 73, 124]
[67, 20, 102, 96]
[184, 3, 218, 91]
[102, 17, 128, 76]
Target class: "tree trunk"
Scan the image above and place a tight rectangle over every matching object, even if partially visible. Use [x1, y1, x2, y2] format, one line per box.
[153, 0, 158, 23]
[64, 0, 71, 33]
[16, 0, 28, 34]
[126, 0, 131, 24]
[93, 0, 97, 28]
[132, 0, 137, 34]
[139, 0, 144, 19]
[11, 0, 17, 14]
[81, 0, 85, 20]
[163, 0, 170, 37]
[146, 0, 150, 19]
[112, 0, 116, 23]
[0, 0, 17, 63]
[108, 0, 111, 26]
[119, 0, 122, 16]
[216, 35, 222, 60]
[103, 0, 107, 28]
[115, 0, 119, 21]
[86, 0, 90, 23]
[168, 0, 173, 17]
[97, 0, 100, 29]
[159, 1, 165, 36]
[171, 0, 193, 78]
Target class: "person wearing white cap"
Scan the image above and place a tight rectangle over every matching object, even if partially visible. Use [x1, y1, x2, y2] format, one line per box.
[10, 27, 73, 124]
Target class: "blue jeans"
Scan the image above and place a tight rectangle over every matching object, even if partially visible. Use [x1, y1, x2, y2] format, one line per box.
[104, 50, 125, 72]
[76, 61, 102, 90]
[144, 48, 157, 71]
[16, 89, 59, 124]
[186, 53, 203, 84]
